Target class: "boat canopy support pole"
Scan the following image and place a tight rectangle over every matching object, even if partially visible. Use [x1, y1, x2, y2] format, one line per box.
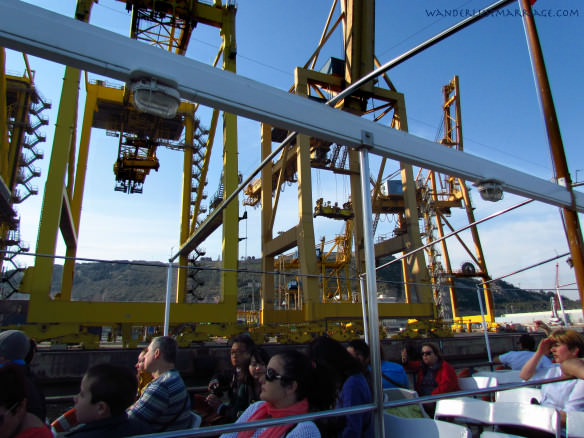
[358, 132, 384, 438]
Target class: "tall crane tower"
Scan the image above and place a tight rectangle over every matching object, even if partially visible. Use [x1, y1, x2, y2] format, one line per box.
[419, 75, 495, 329]
[17, 0, 245, 346]
[245, 0, 436, 334]
[0, 52, 50, 298]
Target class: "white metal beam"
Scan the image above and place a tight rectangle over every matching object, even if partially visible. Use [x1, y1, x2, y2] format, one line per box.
[1, 0, 582, 211]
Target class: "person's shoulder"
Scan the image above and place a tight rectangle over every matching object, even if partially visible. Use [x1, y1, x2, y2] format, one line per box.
[248, 400, 265, 410]
[15, 426, 53, 438]
[381, 361, 406, 372]
[345, 372, 368, 387]
[440, 360, 456, 370]
[289, 420, 321, 438]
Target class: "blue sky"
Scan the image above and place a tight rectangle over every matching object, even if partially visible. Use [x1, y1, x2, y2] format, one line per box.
[6, 0, 584, 300]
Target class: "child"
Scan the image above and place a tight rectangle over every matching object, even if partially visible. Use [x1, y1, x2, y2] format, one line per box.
[65, 363, 148, 437]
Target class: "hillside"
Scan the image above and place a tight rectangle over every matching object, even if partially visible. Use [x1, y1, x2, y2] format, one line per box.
[7, 257, 580, 317]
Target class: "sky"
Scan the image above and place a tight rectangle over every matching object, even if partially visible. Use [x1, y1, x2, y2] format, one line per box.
[4, 0, 584, 300]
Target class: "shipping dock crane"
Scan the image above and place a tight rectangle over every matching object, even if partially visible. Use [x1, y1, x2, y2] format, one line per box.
[418, 76, 496, 331]
[16, 0, 245, 346]
[0, 52, 50, 298]
[6, 1, 496, 345]
[246, 0, 436, 339]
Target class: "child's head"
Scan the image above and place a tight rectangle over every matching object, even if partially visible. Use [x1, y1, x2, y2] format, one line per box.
[74, 363, 138, 423]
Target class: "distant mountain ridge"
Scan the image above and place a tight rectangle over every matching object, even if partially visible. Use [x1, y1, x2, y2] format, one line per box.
[8, 258, 580, 317]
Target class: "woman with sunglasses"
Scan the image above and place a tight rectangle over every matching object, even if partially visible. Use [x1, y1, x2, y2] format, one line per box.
[248, 347, 270, 403]
[0, 364, 52, 438]
[404, 342, 458, 416]
[219, 349, 335, 438]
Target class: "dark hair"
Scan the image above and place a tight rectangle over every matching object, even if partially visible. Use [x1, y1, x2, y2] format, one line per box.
[309, 336, 364, 386]
[150, 336, 177, 364]
[24, 339, 36, 365]
[85, 363, 138, 416]
[348, 339, 370, 362]
[402, 342, 419, 362]
[420, 342, 443, 361]
[519, 334, 536, 351]
[231, 334, 255, 353]
[277, 349, 336, 412]
[250, 347, 270, 366]
[0, 364, 26, 409]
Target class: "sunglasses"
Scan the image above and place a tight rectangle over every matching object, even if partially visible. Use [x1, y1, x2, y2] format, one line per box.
[421, 351, 434, 356]
[0, 402, 19, 427]
[265, 367, 289, 382]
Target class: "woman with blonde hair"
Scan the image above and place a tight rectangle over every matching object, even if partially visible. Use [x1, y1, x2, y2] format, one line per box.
[521, 328, 584, 424]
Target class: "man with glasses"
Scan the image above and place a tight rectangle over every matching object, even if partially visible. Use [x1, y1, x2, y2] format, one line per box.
[197, 334, 255, 424]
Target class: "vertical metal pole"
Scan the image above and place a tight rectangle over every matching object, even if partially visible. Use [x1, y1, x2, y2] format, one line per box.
[358, 141, 384, 438]
[519, 0, 584, 309]
[477, 284, 493, 369]
[555, 263, 569, 326]
[359, 276, 369, 344]
[163, 262, 173, 336]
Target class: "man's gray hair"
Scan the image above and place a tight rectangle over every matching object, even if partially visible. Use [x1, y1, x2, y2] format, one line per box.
[150, 336, 177, 364]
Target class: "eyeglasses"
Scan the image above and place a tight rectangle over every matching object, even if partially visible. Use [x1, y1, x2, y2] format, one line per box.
[421, 351, 434, 356]
[0, 402, 19, 427]
[265, 367, 289, 382]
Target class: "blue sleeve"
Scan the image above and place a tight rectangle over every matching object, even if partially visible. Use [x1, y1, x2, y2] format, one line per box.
[339, 376, 371, 438]
[395, 368, 409, 388]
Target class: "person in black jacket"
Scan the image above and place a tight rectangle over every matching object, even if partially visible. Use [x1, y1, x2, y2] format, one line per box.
[196, 334, 255, 424]
[65, 363, 148, 438]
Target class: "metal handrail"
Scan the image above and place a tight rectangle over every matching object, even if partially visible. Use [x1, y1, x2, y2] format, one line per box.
[111, 375, 572, 438]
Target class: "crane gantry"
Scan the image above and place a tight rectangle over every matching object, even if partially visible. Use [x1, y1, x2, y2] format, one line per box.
[1, 0, 498, 345]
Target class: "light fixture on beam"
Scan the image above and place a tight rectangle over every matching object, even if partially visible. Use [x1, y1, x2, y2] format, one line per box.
[128, 71, 180, 119]
[474, 179, 504, 202]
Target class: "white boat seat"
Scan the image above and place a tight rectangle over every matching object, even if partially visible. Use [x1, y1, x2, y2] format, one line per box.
[384, 412, 471, 438]
[188, 411, 202, 429]
[566, 409, 584, 438]
[435, 398, 560, 438]
[384, 387, 430, 418]
[494, 387, 542, 404]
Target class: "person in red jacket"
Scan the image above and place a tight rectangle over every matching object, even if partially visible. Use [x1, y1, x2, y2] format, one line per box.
[405, 342, 459, 416]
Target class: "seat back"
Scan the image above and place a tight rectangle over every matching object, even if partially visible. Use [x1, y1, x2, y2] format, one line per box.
[490, 402, 560, 437]
[458, 376, 498, 391]
[384, 388, 419, 401]
[435, 397, 491, 424]
[384, 412, 471, 438]
[494, 386, 542, 404]
[480, 432, 527, 438]
[188, 411, 202, 429]
[384, 388, 430, 418]
[435, 398, 560, 437]
[566, 409, 584, 438]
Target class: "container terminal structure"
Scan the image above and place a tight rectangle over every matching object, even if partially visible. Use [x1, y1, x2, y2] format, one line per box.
[0, 0, 583, 348]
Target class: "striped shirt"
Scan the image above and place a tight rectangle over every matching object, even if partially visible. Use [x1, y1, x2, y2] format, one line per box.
[128, 369, 191, 432]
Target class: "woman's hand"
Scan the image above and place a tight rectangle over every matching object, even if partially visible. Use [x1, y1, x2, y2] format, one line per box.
[537, 337, 554, 356]
[206, 393, 222, 409]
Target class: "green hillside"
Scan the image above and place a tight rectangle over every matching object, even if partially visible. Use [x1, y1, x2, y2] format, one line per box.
[7, 257, 580, 317]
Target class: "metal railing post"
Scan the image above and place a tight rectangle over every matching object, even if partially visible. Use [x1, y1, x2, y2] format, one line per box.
[163, 261, 173, 336]
[358, 136, 384, 438]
